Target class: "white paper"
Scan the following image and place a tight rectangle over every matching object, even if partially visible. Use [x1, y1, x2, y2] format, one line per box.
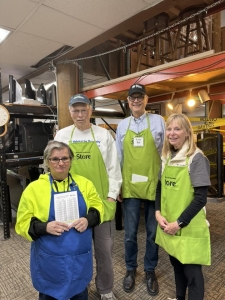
[131, 174, 148, 183]
[133, 137, 144, 147]
[54, 191, 79, 225]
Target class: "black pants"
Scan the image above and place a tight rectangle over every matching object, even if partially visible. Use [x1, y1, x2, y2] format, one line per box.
[169, 255, 204, 300]
[39, 287, 88, 300]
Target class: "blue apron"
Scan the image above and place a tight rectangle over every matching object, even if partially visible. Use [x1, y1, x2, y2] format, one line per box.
[30, 174, 92, 300]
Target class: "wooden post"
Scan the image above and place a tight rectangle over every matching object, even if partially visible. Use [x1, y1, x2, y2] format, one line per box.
[212, 12, 221, 53]
[56, 63, 79, 129]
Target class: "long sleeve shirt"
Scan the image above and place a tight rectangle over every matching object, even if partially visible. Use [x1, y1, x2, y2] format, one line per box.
[55, 124, 122, 200]
[116, 112, 165, 166]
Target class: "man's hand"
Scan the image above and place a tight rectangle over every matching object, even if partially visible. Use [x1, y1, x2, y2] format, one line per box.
[107, 197, 116, 202]
[116, 194, 123, 202]
[46, 221, 69, 236]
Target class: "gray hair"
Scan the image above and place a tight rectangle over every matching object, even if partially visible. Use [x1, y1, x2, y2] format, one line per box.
[43, 140, 74, 167]
[69, 102, 92, 111]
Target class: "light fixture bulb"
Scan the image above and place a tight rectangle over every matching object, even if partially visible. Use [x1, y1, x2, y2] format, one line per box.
[0, 28, 10, 43]
[95, 107, 116, 112]
[167, 103, 173, 110]
[187, 99, 195, 107]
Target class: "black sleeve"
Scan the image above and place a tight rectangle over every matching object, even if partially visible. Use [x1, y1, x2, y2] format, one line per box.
[155, 180, 161, 211]
[28, 217, 48, 241]
[85, 207, 101, 228]
[177, 186, 208, 226]
[29, 208, 100, 240]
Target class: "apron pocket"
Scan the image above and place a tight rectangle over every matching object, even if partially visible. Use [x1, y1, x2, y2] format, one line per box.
[73, 249, 92, 282]
[38, 250, 66, 285]
[128, 180, 154, 199]
[103, 200, 116, 222]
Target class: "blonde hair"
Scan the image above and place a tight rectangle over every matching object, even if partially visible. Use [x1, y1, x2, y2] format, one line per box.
[162, 113, 196, 158]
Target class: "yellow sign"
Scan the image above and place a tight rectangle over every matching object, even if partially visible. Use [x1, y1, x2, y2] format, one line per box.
[190, 118, 225, 132]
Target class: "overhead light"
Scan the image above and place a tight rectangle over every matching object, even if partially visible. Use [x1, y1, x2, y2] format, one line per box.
[187, 99, 195, 107]
[187, 90, 196, 107]
[95, 96, 104, 100]
[95, 108, 116, 112]
[198, 89, 210, 103]
[167, 92, 179, 110]
[0, 28, 11, 43]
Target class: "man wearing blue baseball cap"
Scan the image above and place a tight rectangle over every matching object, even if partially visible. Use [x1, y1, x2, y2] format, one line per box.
[55, 94, 122, 300]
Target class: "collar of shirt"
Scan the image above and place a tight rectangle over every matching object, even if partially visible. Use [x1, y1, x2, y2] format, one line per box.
[132, 111, 147, 124]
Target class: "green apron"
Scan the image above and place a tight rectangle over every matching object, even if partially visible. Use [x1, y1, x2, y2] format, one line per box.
[69, 126, 116, 222]
[156, 158, 211, 265]
[122, 115, 160, 200]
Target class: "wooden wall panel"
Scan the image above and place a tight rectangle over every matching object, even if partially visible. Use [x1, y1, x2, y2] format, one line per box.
[56, 64, 79, 129]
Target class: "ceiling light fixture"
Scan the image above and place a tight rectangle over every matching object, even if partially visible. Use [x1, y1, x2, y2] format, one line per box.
[167, 92, 179, 110]
[0, 28, 11, 43]
[95, 108, 116, 112]
[187, 90, 196, 107]
[95, 96, 104, 100]
[198, 87, 210, 103]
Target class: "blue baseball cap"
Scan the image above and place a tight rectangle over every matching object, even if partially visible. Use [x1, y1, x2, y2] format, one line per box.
[69, 94, 90, 106]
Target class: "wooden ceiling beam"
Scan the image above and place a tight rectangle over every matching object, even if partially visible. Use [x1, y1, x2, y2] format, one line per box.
[169, 6, 180, 16]
[203, 0, 214, 4]
[120, 30, 139, 39]
[83, 51, 225, 99]
[149, 84, 176, 92]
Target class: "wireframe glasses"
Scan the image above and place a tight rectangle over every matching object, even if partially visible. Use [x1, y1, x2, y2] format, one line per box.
[70, 109, 89, 115]
[48, 157, 71, 164]
[128, 95, 144, 102]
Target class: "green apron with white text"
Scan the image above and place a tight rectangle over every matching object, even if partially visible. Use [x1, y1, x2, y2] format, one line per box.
[69, 126, 116, 222]
[122, 115, 160, 200]
[155, 158, 211, 265]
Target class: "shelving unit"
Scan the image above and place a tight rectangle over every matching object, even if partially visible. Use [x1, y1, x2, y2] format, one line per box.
[0, 104, 57, 239]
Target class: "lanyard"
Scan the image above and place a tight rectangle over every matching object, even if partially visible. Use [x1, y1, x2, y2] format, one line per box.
[50, 174, 72, 193]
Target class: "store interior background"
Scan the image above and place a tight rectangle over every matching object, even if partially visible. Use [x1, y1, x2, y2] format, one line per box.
[1, 0, 225, 126]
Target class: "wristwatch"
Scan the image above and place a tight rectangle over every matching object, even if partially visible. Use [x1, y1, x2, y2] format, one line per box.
[177, 219, 185, 228]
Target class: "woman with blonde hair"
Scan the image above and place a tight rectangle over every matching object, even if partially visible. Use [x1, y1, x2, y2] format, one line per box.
[155, 113, 211, 300]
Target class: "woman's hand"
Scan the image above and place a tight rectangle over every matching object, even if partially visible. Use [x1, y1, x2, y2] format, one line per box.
[69, 217, 88, 233]
[155, 211, 168, 230]
[46, 221, 69, 236]
[163, 221, 180, 235]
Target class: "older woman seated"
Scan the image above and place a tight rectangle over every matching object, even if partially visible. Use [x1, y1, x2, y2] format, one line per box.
[16, 140, 104, 300]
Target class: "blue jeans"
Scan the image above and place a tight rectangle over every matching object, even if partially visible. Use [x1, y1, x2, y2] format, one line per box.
[123, 198, 158, 271]
[39, 287, 88, 300]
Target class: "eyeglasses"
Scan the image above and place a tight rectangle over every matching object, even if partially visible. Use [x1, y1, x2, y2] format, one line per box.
[70, 109, 89, 116]
[128, 95, 145, 102]
[48, 157, 71, 164]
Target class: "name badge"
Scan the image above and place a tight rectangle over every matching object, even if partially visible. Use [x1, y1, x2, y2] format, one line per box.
[133, 137, 144, 147]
